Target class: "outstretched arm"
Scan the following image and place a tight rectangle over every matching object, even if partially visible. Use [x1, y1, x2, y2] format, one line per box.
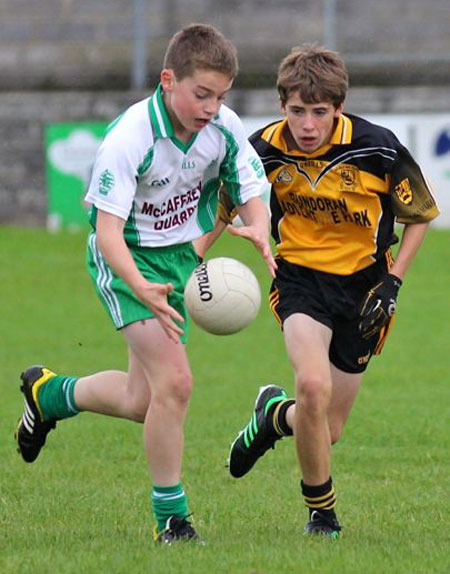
[193, 218, 228, 260]
[230, 196, 277, 277]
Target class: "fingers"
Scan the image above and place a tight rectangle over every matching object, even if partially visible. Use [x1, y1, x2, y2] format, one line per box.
[155, 286, 184, 323]
[152, 288, 184, 342]
[157, 312, 183, 343]
[359, 307, 388, 339]
[227, 224, 277, 277]
[152, 297, 184, 343]
[137, 281, 184, 342]
[226, 224, 249, 239]
[158, 303, 184, 325]
[265, 251, 277, 278]
[157, 281, 174, 295]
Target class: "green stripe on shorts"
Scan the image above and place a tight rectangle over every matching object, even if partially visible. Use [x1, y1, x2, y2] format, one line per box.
[86, 232, 199, 342]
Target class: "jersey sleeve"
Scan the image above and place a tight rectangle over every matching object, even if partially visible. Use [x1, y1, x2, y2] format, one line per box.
[216, 184, 237, 223]
[390, 144, 440, 224]
[217, 108, 270, 208]
[85, 103, 151, 220]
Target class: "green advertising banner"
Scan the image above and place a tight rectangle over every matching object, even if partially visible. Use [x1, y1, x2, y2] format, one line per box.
[45, 123, 107, 230]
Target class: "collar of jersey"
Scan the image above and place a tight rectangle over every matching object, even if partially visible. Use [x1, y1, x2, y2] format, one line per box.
[261, 114, 353, 157]
[148, 83, 198, 152]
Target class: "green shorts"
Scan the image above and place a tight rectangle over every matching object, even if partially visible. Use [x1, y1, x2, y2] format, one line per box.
[86, 232, 199, 343]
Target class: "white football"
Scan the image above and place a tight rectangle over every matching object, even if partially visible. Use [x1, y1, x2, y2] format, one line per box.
[184, 257, 261, 335]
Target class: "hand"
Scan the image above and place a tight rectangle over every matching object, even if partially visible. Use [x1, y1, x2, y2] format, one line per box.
[359, 273, 402, 339]
[226, 223, 277, 278]
[134, 281, 184, 342]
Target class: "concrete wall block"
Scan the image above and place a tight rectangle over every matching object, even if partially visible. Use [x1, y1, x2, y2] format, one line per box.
[69, 0, 133, 17]
[0, 0, 449, 89]
[37, 21, 98, 42]
[0, 20, 34, 42]
[90, 91, 146, 120]
[2, 124, 43, 153]
[338, 0, 450, 52]
[4, 0, 65, 18]
[0, 47, 21, 70]
[1, 87, 449, 227]
[100, 19, 135, 43]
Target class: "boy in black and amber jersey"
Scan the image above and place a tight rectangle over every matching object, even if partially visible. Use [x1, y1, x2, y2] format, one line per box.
[253, 113, 436, 275]
[227, 45, 439, 538]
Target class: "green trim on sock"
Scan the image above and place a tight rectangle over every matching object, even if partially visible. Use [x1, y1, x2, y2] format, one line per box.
[151, 483, 189, 532]
[38, 376, 80, 420]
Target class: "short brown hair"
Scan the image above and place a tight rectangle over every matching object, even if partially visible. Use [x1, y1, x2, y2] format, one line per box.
[163, 23, 238, 80]
[277, 44, 348, 107]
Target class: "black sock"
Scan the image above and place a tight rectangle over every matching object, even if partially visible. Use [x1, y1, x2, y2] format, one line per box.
[272, 399, 295, 436]
[301, 476, 337, 518]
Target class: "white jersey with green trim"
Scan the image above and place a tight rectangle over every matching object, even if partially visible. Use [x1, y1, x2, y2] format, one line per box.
[85, 85, 269, 247]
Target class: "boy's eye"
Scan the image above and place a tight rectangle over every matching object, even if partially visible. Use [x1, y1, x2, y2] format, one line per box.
[195, 92, 226, 103]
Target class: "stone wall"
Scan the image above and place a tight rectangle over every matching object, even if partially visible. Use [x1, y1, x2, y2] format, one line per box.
[1, 86, 449, 226]
[1, 0, 449, 89]
[1, 0, 449, 225]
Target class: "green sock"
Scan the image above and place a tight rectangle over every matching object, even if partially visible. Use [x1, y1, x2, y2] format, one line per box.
[151, 483, 189, 532]
[38, 376, 81, 420]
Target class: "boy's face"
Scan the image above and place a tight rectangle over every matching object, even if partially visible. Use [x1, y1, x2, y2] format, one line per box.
[281, 92, 343, 153]
[161, 68, 233, 137]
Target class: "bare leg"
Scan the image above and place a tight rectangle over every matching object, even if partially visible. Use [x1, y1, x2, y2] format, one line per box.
[74, 347, 151, 422]
[283, 313, 333, 485]
[74, 317, 191, 486]
[123, 319, 192, 486]
[328, 364, 362, 443]
[283, 364, 363, 444]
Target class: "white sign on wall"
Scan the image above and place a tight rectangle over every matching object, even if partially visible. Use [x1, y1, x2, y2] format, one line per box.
[411, 117, 450, 228]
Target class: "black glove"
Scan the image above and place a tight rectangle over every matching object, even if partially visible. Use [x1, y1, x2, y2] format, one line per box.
[359, 273, 402, 339]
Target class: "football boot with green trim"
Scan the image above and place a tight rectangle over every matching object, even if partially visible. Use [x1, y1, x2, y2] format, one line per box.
[303, 510, 342, 539]
[228, 384, 287, 478]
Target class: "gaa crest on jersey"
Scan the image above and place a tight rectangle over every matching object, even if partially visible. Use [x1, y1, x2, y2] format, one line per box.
[276, 167, 293, 183]
[99, 169, 115, 195]
[394, 178, 413, 204]
[338, 166, 357, 191]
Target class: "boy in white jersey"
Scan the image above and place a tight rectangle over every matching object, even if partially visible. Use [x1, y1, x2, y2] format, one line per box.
[15, 23, 275, 544]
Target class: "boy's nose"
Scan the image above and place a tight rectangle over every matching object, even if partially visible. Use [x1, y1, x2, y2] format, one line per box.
[204, 100, 220, 116]
[303, 115, 315, 130]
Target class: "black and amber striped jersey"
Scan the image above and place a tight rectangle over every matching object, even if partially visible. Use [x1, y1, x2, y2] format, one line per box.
[249, 114, 440, 275]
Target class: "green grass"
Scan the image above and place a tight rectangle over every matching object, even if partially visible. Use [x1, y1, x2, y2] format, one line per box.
[1, 226, 450, 574]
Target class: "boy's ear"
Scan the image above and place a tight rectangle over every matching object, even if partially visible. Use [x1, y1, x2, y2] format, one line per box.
[161, 69, 175, 91]
[334, 102, 344, 117]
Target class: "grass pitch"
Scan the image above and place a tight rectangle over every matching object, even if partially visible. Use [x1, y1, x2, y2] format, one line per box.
[1, 225, 449, 574]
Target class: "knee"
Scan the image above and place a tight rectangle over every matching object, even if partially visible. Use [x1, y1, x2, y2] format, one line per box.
[171, 369, 193, 406]
[295, 374, 331, 415]
[156, 369, 193, 410]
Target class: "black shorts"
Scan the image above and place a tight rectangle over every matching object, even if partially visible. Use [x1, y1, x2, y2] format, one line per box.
[269, 257, 394, 374]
